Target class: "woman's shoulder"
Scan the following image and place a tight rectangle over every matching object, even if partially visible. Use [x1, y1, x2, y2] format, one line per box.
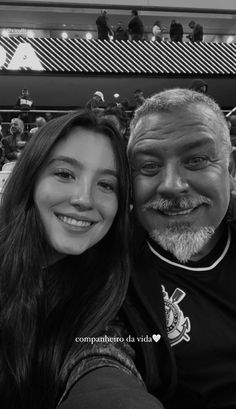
[58, 366, 164, 409]
[58, 316, 144, 407]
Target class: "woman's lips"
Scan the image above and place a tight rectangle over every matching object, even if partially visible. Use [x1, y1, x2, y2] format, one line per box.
[56, 214, 97, 227]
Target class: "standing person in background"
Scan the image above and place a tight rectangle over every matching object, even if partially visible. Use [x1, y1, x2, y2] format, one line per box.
[134, 89, 145, 109]
[187, 20, 203, 42]
[152, 21, 165, 42]
[169, 20, 183, 42]
[0, 110, 132, 409]
[128, 10, 144, 41]
[14, 88, 34, 128]
[96, 9, 112, 40]
[1, 117, 26, 162]
[114, 22, 129, 41]
[14, 88, 33, 111]
[86, 91, 105, 111]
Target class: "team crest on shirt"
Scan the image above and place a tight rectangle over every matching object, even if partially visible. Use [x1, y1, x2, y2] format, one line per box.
[162, 285, 191, 346]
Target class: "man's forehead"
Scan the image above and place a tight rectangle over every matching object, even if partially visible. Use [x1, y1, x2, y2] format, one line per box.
[131, 106, 220, 148]
[131, 135, 217, 158]
[134, 113, 162, 133]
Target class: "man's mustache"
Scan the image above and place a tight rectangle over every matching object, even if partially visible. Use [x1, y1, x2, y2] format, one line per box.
[141, 196, 212, 212]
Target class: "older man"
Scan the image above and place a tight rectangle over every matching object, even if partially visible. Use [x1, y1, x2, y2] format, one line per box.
[127, 88, 236, 408]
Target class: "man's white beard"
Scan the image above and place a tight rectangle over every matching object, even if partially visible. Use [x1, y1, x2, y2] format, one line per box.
[150, 224, 215, 264]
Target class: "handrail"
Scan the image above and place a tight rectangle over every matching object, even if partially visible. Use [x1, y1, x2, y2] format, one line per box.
[0, 109, 75, 113]
[226, 107, 236, 117]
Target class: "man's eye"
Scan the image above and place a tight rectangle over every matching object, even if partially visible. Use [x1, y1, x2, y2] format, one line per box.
[186, 157, 209, 169]
[139, 162, 161, 175]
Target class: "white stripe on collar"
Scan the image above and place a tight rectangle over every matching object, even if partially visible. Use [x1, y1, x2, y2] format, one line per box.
[147, 227, 231, 272]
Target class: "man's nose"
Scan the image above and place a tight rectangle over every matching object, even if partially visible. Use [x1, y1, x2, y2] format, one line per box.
[69, 178, 93, 209]
[157, 163, 189, 196]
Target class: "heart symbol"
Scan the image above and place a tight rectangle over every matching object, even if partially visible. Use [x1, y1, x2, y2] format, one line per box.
[152, 334, 161, 343]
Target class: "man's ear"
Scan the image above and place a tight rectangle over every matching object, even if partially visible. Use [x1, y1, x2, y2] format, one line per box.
[229, 148, 236, 176]
[229, 148, 236, 194]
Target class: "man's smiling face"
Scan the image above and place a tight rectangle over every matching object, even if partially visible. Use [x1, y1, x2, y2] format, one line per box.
[130, 104, 231, 261]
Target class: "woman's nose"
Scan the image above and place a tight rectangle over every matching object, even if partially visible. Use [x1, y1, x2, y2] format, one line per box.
[69, 179, 93, 209]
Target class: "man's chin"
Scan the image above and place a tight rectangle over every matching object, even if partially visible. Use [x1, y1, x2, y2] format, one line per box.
[150, 225, 215, 264]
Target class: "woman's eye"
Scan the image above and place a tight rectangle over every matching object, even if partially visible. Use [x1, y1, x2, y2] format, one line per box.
[54, 169, 74, 180]
[98, 181, 116, 192]
[186, 157, 209, 169]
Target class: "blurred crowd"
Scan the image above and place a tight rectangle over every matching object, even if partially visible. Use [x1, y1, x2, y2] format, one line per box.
[0, 81, 235, 172]
[96, 9, 204, 43]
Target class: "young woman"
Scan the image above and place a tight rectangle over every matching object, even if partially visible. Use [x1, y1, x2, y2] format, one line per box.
[0, 110, 130, 408]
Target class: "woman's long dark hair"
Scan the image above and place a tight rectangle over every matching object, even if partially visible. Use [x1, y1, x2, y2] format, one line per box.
[0, 110, 130, 408]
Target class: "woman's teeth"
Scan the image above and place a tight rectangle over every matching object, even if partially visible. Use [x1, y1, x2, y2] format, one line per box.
[58, 215, 92, 227]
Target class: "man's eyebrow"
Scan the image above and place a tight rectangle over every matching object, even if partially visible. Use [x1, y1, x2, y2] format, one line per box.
[132, 137, 215, 155]
[177, 138, 215, 151]
[47, 156, 118, 177]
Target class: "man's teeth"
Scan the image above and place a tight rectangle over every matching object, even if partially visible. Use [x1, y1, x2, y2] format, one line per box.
[58, 215, 92, 227]
[161, 208, 194, 216]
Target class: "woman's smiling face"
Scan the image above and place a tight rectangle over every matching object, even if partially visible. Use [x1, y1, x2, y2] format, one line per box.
[34, 126, 118, 258]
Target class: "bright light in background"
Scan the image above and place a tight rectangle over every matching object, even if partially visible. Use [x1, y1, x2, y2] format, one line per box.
[114, 93, 120, 99]
[61, 31, 68, 40]
[27, 30, 35, 38]
[85, 32, 93, 40]
[0, 45, 6, 66]
[151, 36, 155, 41]
[227, 36, 234, 43]
[1, 30, 9, 37]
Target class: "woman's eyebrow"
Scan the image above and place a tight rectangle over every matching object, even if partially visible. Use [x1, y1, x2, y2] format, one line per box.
[48, 156, 79, 167]
[47, 156, 118, 177]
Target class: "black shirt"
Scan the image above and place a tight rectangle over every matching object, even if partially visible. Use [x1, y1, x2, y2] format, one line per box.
[148, 227, 236, 409]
